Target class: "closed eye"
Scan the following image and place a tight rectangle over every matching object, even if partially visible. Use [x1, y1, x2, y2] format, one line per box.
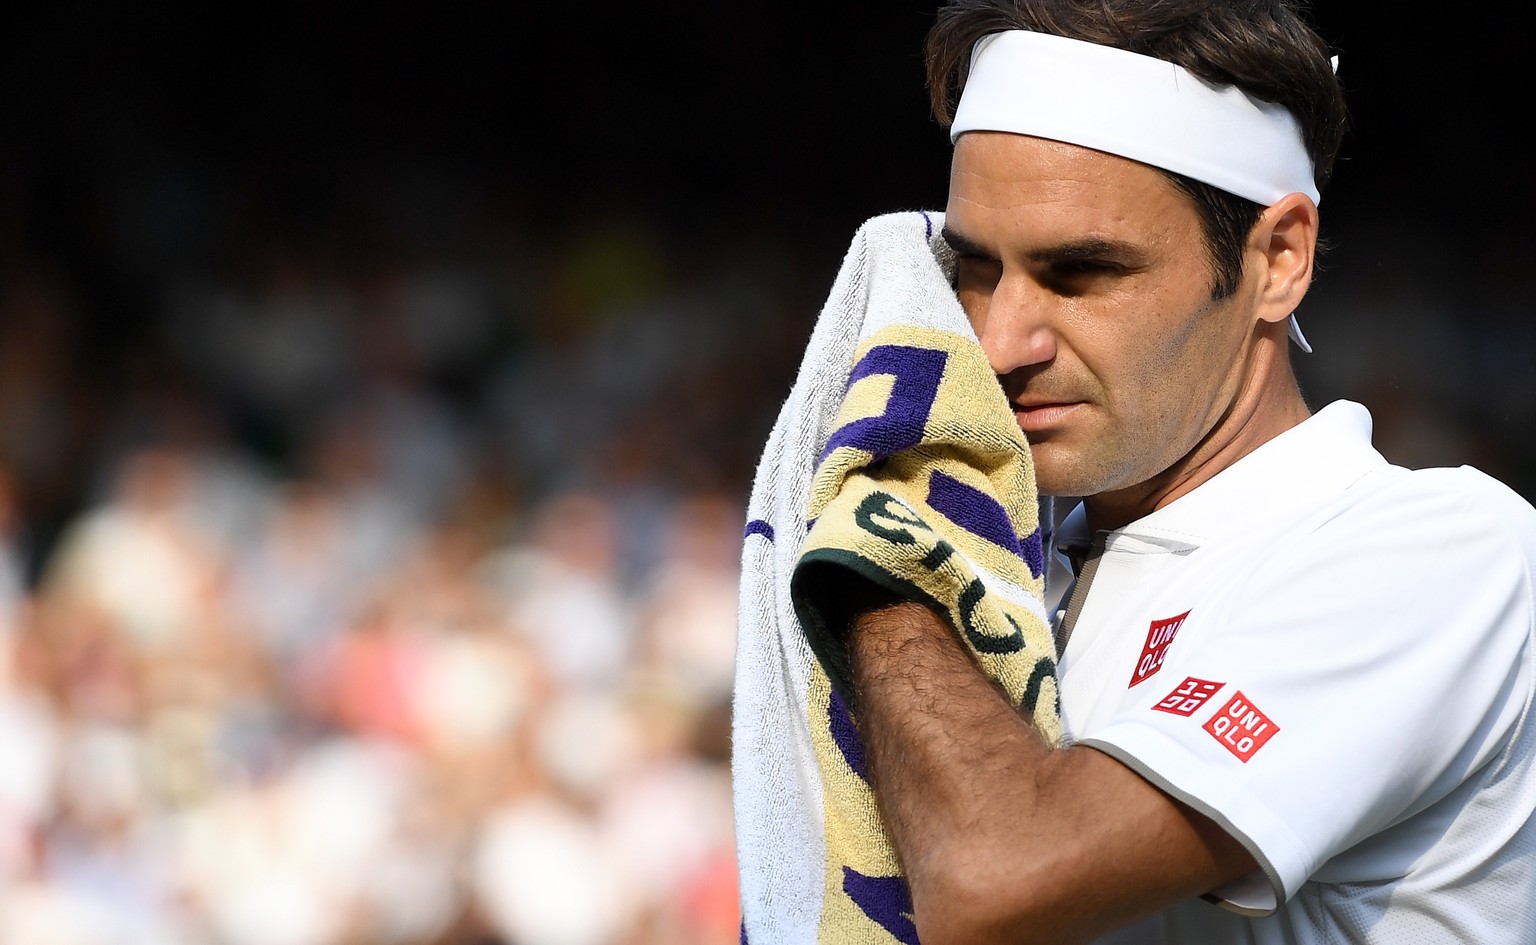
[1039, 254, 1141, 297]
[1057, 259, 1121, 276]
[954, 253, 1003, 294]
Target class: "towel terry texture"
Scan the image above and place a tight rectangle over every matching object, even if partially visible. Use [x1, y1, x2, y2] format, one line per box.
[733, 211, 1063, 945]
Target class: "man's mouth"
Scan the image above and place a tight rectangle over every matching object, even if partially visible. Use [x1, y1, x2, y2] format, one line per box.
[1010, 400, 1083, 433]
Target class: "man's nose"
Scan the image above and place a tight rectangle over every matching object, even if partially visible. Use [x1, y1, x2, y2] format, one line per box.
[974, 275, 1058, 375]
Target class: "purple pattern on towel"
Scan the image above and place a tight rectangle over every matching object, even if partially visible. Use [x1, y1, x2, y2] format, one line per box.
[743, 519, 775, 543]
[926, 469, 1044, 578]
[843, 868, 919, 945]
[820, 345, 947, 466]
[827, 688, 867, 781]
[1020, 526, 1044, 580]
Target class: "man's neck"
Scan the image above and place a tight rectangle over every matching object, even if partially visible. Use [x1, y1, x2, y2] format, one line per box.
[1082, 367, 1311, 533]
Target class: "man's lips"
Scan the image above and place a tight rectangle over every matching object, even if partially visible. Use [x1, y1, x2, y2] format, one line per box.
[1010, 400, 1083, 432]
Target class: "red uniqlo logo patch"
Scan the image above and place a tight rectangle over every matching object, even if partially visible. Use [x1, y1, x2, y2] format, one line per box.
[1128, 610, 1191, 688]
[1152, 677, 1225, 717]
[1203, 691, 1280, 763]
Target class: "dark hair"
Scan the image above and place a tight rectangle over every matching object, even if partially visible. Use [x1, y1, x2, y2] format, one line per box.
[926, 0, 1347, 298]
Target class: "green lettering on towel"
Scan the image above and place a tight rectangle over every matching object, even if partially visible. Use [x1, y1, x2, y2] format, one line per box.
[920, 539, 955, 571]
[1022, 656, 1059, 716]
[958, 578, 1026, 655]
[854, 492, 930, 545]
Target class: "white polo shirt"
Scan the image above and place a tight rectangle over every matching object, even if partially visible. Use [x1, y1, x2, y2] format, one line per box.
[1046, 401, 1536, 945]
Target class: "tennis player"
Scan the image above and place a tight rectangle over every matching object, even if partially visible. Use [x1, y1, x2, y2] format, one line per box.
[842, 2, 1536, 942]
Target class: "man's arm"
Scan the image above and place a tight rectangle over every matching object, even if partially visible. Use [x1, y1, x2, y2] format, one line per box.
[851, 598, 1255, 945]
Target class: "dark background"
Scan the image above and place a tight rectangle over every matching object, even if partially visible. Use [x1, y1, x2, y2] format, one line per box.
[8, 5, 1531, 249]
[2, 2, 1534, 562]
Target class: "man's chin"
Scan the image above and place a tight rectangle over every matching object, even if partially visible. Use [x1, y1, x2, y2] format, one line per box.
[1033, 476, 1090, 501]
[1026, 446, 1100, 500]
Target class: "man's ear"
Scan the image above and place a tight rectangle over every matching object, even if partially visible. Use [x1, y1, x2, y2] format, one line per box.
[1251, 192, 1318, 326]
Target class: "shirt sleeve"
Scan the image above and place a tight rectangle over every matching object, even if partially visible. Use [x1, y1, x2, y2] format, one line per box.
[1075, 468, 1536, 913]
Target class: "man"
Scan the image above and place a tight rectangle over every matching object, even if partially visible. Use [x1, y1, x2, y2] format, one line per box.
[839, 1, 1536, 942]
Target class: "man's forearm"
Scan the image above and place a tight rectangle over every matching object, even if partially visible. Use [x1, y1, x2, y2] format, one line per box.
[850, 599, 1088, 943]
[850, 599, 1252, 944]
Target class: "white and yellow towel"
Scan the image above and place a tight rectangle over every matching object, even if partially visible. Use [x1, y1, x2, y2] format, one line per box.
[733, 211, 1062, 944]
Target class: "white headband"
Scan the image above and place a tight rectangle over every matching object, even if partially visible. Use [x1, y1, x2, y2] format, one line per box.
[951, 30, 1320, 207]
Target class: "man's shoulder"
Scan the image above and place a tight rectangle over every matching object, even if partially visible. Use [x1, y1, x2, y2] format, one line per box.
[1234, 400, 1533, 549]
[1403, 463, 1536, 526]
[1339, 461, 1536, 562]
[1160, 457, 1536, 643]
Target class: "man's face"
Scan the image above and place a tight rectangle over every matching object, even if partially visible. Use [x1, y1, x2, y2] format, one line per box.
[945, 132, 1263, 503]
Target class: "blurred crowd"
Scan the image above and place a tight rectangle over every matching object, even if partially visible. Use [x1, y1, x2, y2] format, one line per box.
[1, 454, 748, 945]
[0, 162, 827, 945]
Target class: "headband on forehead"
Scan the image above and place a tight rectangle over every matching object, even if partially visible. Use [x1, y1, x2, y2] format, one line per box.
[950, 30, 1321, 207]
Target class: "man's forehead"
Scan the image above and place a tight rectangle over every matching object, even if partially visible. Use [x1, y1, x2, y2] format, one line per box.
[945, 133, 1194, 246]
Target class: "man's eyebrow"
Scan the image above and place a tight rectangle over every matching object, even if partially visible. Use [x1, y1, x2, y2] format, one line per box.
[941, 226, 993, 260]
[1027, 238, 1149, 269]
[943, 228, 1150, 269]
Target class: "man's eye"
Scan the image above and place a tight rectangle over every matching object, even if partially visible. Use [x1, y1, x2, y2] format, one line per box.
[1057, 260, 1118, 276]
[1042, 260, 1126, 296]
[956, 253, 1002, 271]
[955, 255, 1002, 287]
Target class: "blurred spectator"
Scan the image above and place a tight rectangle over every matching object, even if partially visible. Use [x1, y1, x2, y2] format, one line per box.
[40, 447, 225, 653]
[632, 491, 743, 713]
[485, 491, 636, 693]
